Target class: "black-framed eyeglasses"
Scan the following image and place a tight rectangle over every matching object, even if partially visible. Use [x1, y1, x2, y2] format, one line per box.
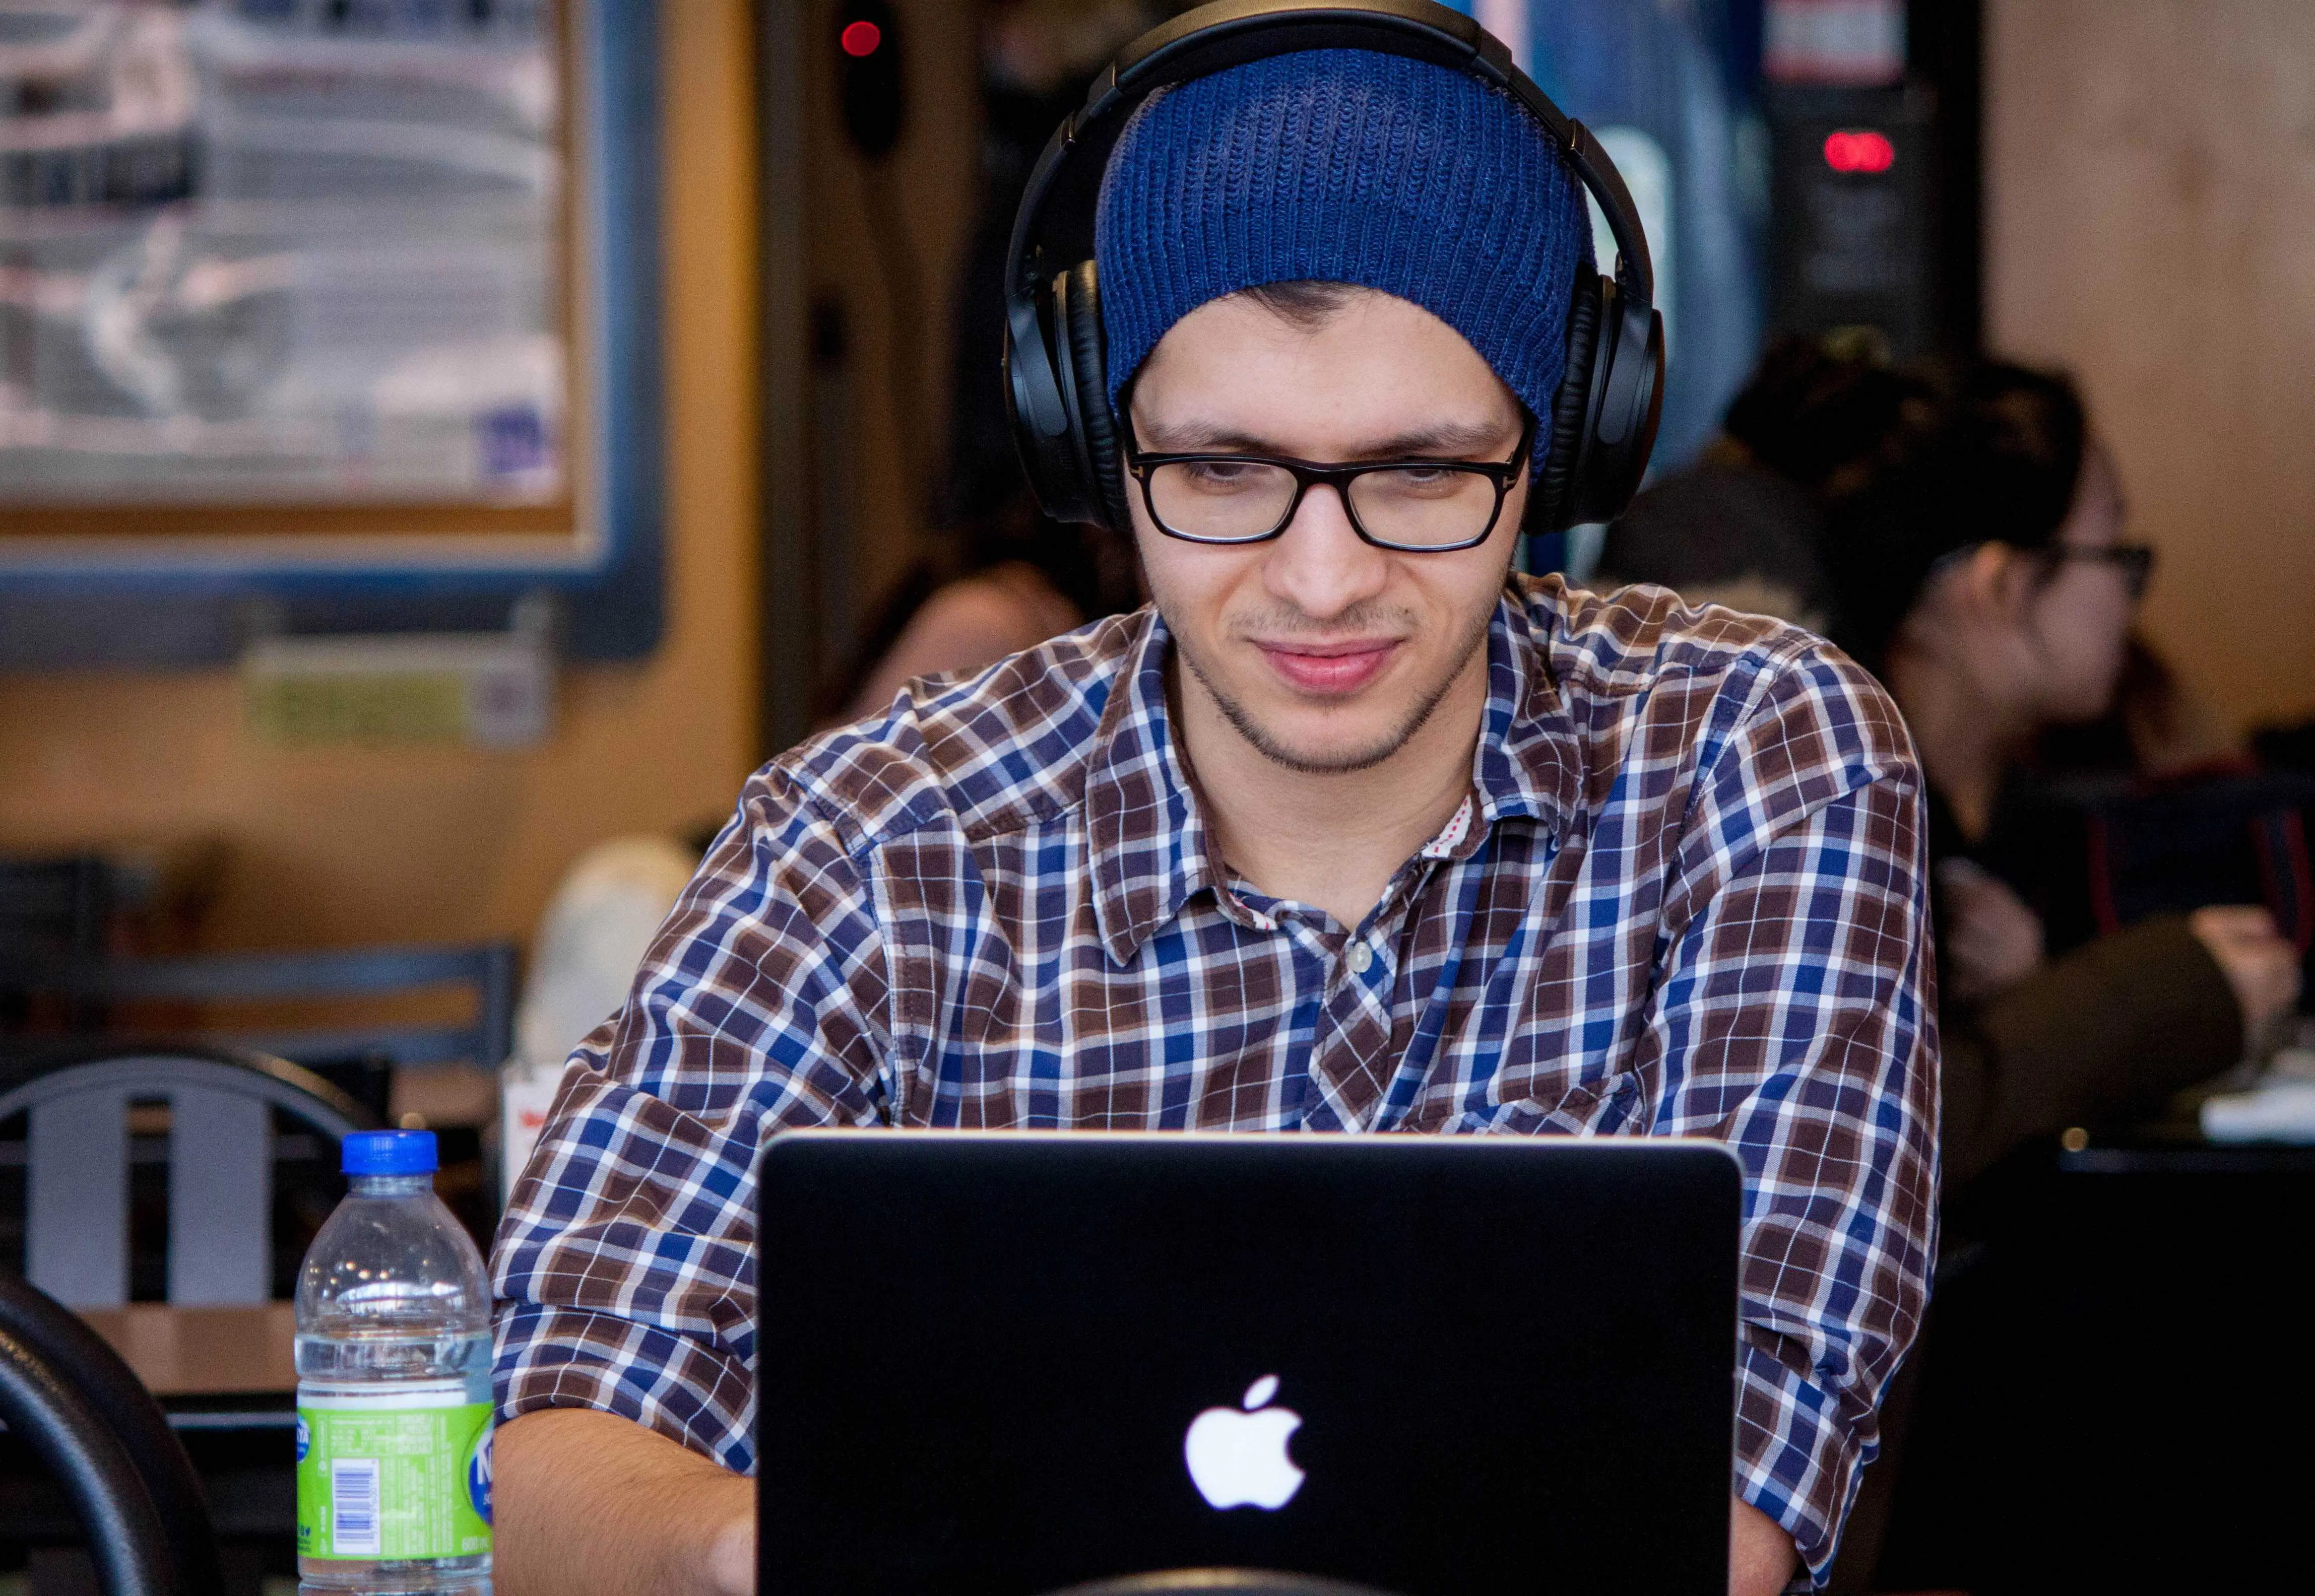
[1122, 415, 1536, 552]
[2045, 542, 2156, 600]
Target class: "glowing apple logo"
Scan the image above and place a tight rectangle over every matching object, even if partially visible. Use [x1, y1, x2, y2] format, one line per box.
[1183, 1374, 1306, 1510]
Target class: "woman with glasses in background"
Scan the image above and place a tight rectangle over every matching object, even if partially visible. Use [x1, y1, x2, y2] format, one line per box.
[1686, 346, 2301, 1591]
[1785, 355, 2300, 1191]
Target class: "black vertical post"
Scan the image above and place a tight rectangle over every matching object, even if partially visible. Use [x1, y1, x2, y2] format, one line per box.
[1909, 0, 1984, 355]
[757, 0, 816, 759]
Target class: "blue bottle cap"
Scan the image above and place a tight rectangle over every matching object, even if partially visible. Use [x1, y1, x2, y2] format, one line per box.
[341, 1129, 438, 1176]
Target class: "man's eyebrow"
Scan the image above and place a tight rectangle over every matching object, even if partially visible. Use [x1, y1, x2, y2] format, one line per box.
[1133, 417, 1518, 458]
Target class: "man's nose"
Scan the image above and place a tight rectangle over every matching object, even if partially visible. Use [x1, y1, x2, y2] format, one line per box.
[1261, 482, 1390, 621]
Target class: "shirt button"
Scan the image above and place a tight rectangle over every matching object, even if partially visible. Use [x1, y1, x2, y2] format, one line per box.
[1348, 942, 1374, 975]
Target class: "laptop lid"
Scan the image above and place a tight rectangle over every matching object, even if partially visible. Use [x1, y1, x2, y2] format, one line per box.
[757, 1130, 1741, 1596]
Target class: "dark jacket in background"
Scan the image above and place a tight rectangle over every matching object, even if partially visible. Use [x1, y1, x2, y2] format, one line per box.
[1925, 786, 2242, 1187]
[1940, 914, 2238, 1185]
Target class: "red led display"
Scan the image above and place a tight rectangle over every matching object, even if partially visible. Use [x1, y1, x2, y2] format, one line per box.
[841, 19, 883, 57]
[1823, 129, 1897, 174]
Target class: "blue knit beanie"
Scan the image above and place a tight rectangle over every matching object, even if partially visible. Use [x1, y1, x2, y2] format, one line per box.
[1095, 48, 1593, 430]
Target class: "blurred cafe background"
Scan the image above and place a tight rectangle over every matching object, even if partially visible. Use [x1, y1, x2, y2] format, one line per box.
[2, 2, 2313, 1593]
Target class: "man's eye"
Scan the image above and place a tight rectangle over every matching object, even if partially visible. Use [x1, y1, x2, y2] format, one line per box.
[1181, 460, 1268, 490]
[1366, 464, 1473, 497]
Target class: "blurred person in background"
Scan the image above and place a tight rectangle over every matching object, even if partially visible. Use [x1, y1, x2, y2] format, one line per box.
[1658, 340, 2301, 1592]
[818, 505, 1139, 724]
[1812, 353, 2297, 1168]
[1612, 336, 2245, 775]
[1593, 332, 1931, 625]
[1609, 339, 2300, 1182]
[1590, 454, 1831, 627]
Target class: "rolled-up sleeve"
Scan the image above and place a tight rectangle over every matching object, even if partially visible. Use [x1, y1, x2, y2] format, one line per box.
[1644, 648, 1941, 1586]
[490, 764, 892, 1472]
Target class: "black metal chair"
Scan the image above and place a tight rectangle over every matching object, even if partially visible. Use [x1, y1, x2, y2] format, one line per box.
[0, 1044, 373, 1307]
[0, 1269, 222, 1596]
[1048, 1575, 1400, 1595]
[0, 1280, 181, 1596]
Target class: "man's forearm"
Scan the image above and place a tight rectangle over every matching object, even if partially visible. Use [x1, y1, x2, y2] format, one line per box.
[496, 1407, 753, 1596]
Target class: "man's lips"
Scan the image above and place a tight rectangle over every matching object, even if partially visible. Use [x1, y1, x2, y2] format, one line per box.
[1252, 637, 1402, 694]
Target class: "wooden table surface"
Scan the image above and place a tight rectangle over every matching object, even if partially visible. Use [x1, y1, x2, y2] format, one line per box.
[77, 1303, 298, 1398]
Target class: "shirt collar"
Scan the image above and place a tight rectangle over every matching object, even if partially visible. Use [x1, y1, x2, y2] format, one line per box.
[1084, 587, 1584, 964]
[1471, 581, 1584, 844]
[1084, 609, 1217, 964]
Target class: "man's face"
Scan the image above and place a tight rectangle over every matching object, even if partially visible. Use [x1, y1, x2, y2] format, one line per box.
[1126, 288, 1528, 774]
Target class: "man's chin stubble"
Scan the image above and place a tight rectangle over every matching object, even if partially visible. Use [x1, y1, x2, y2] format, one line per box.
[1174, 622, 1491, 777]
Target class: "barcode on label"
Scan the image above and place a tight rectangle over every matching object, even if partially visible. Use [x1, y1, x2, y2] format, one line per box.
[332, 1457, 381, 1556]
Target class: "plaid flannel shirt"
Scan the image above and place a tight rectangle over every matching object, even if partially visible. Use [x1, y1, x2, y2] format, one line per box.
[493, 575, 1939, 1584]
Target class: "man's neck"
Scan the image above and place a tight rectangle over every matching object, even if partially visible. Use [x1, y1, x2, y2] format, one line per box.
[1172, 648, 1490, 934]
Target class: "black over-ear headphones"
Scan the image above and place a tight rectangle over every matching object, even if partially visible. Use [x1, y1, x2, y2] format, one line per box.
[1001, 0, 1665, 540]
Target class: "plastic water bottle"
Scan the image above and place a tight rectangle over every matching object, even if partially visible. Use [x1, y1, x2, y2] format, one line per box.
[295, 1130, 494, 1593]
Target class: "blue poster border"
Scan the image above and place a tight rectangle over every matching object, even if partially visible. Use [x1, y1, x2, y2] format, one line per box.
[0, 2, 665, 667]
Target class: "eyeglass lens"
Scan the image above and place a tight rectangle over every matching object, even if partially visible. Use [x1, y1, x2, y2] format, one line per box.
[1145, 459, 1501, 547]
[2070, 544, 2154, 596]
[2120, 545, 2154, 596]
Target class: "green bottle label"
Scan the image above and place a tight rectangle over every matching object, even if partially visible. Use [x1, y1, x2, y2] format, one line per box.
[296, 1380, 494, 1561]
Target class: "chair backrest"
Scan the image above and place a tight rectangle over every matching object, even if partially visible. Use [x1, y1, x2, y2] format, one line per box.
[1046, 1575, 1399, 1595]
[31, 942, 519, 1073]
[0, 1048, 371, 1308]
[0, 1270, 222, 1596]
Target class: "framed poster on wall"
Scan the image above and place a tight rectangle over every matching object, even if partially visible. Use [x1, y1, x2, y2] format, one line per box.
[0, 0, 662, 665]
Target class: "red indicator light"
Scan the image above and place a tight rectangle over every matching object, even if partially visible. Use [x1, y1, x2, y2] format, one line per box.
[841, 19, 882, 57]
[1824, 129, 1897, 174]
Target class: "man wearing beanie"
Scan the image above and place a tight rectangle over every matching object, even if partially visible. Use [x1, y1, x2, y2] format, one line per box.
[491, 46, 1935, 1596]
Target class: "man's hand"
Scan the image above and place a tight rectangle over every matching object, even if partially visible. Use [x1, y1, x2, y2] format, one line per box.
[2190, 905, 2302, 1057]
[496, 1407, 753, 1596]
[1731, 1495, 1798, 1596]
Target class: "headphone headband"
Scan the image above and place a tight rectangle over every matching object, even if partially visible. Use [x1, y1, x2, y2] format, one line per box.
[1002, 0, 1664, 535]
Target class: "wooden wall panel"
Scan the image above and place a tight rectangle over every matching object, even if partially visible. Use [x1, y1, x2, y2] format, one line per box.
[1987, 0, 2315, 733]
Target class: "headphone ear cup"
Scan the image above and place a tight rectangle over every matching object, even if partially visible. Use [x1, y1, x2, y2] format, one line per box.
[1574, 293, 1664, 526]
[1007, 271, 1100, 525]
[1532, 274, 1603, 536]
[1060, 261, 1132, 535]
